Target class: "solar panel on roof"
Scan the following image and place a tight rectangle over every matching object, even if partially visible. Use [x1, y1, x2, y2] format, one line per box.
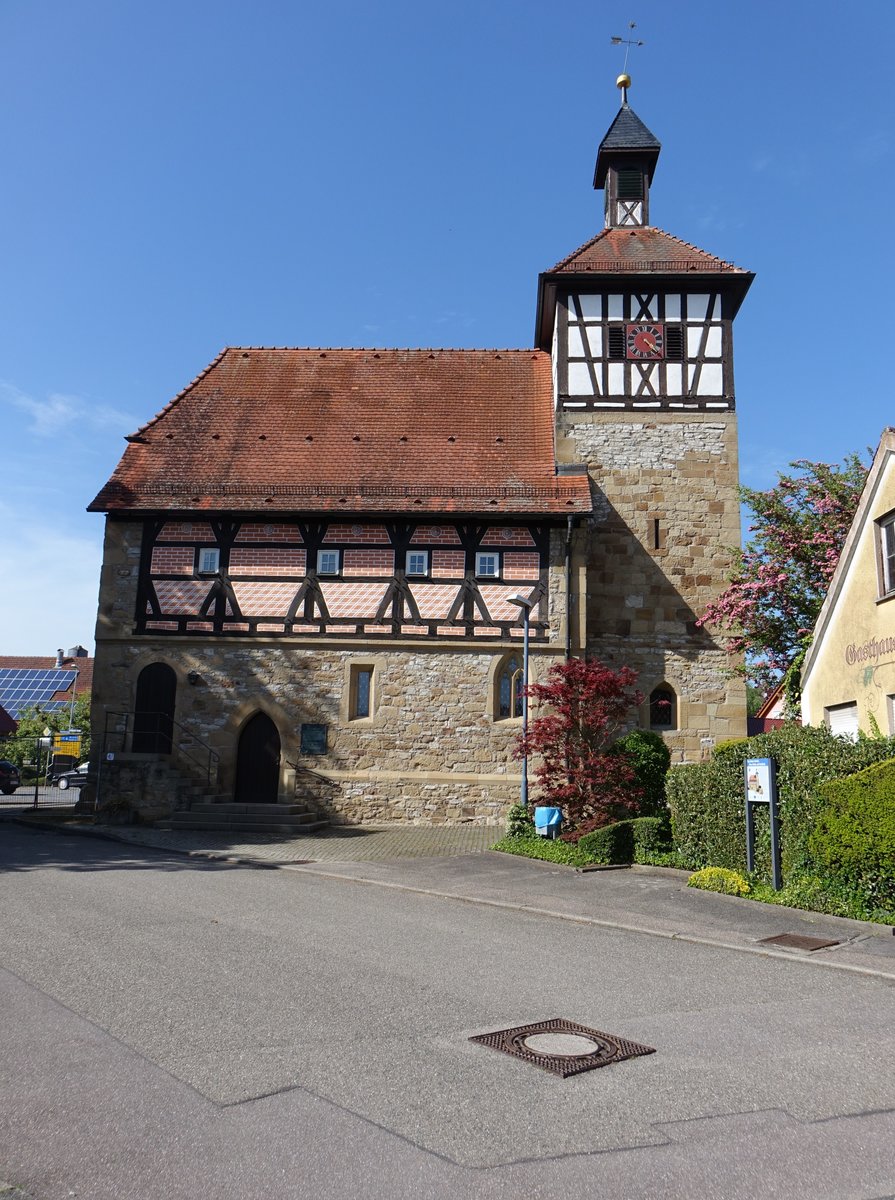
[0, 669, 77, 719]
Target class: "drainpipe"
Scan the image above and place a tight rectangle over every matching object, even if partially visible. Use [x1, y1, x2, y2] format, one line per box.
[565, 516, 574, 660]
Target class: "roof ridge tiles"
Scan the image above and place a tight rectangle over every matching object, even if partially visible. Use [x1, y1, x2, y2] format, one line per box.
[547, 225, 747, 274]
[223, 346, 546, 355]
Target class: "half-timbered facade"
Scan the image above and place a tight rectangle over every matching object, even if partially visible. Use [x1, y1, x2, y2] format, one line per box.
[89, 82, 752, 825]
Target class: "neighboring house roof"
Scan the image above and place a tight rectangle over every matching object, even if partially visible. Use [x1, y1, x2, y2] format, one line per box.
[549, 226, 750, 276]
[89, 348, 593, 519]
[754, 680, 787, 721]
[0, 703, 16, 736]
[0, 655, 94, 720]
[801, 428, 895, 687]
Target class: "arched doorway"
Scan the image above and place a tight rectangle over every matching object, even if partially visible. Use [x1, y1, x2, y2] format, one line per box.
[234, 712, 281, 804]
[133, 662, 177, 753]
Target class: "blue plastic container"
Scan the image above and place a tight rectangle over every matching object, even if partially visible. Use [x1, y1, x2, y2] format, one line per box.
[533, 806, 563, 839]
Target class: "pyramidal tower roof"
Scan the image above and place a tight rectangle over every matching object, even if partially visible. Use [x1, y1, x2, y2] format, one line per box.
[594, 100, 661, 188]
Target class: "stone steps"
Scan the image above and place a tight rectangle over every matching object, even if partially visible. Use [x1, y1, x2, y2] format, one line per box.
[164, 815, 329, 834]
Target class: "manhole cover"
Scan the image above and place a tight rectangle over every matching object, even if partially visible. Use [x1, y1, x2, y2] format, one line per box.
[758, 933, 840, 952]
[469, 1018, 655, 1078]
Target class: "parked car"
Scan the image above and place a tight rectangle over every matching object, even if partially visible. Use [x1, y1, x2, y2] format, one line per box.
[0, 760, 20, 794]
[56, 762, 91, 791]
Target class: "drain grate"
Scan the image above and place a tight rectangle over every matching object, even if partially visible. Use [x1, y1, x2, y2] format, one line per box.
[469, 1018, 655, 1078]
[758, 933, 841, 952]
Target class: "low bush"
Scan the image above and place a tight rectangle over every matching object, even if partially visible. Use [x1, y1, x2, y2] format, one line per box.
[575, 815, 672, 865]
[505, 803, 534, 838]
[611, 730, 671, 817]
[577, 822, 634, 864]
[687, 867, 751, 897]
[491, 833, 595, 868]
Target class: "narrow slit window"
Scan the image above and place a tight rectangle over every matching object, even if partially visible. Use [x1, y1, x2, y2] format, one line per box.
[351, 666, 373, 720]
[650, 686, 677, 730]
[497, 657, 524, 719]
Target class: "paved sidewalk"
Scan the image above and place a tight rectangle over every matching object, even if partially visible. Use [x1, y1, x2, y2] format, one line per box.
[5, 812, 498, 863]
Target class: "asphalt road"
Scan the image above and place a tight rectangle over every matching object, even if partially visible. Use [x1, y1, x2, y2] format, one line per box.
[1, 822, 893, 1199]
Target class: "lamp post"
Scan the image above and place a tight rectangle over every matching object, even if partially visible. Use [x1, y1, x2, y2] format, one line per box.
[68, 669, 80, 730]
[507, 593, 533, 808]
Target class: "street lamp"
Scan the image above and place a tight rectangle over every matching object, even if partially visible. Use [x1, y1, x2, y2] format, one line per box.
[68, 669, 80, 729]
[507, 593, 533, 808]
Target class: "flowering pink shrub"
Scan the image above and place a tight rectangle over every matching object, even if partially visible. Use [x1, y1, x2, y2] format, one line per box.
[699, 454, 868, 694]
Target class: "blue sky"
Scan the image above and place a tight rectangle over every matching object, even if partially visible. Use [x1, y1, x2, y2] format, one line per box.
[2, 0, 893, 654]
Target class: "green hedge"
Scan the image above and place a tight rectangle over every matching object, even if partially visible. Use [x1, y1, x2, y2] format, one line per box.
[611, 730, 671, 817]
[576, 815, 671, 864]
[666, 724, 895, 880]
[809, 758, 895, 908]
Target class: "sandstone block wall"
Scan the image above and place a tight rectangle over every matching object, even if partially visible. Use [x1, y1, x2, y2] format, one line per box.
[558, 411, 747, 760]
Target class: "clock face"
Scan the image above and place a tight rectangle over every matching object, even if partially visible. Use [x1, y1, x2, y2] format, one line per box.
[626, 323, 665, 360]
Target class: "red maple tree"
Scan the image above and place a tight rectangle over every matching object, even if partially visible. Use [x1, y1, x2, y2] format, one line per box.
[516, 657, 643, 835]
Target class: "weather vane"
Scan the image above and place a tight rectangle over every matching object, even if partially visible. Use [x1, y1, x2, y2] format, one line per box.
[610, 21, 643, 100]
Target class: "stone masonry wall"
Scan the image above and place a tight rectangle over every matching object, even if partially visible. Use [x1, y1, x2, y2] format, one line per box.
[558, 412, 748, 760]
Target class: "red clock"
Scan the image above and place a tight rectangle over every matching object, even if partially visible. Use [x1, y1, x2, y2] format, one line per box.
[626, 323, 665, 360]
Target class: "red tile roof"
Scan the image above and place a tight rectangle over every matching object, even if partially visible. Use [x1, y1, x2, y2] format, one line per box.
[89, 348, 592, 518]
[550, 226, 750, 275]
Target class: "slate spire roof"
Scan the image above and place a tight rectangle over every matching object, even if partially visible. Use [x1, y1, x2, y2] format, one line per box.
[598, 102, 661, 153]
[594, 101, 661, 189]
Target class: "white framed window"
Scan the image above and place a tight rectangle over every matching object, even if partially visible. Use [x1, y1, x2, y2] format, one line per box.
[879, 513, 895, 596]
[197, 547, 220, 574]
[826, 701, 859, 742]
[406, 551, 429, 577]
[317, 549, 340, 575]
[475, 551, 499, 578]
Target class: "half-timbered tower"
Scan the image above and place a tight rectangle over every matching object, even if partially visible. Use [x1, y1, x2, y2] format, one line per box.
[88, 80, 752, 826]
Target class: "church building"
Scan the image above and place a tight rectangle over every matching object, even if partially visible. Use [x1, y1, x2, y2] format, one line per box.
[88, 78, 753, 827]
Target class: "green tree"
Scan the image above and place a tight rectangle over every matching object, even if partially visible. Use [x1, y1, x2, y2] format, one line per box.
[3, 696, 91, 770]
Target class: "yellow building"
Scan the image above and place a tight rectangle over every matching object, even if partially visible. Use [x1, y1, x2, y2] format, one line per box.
[801, 429, 895, 738]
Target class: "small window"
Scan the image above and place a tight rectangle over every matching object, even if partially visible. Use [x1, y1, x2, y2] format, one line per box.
[317, 550, 340, 575]
[650, 686, 677, 730]
[879, 515, 895, 596]
[406, 551, 429, 577]
[197, 547, 220, 574]
[476, 552, 500, 578]
[497, 656, 524, 719]
[351, 666, 373, 720]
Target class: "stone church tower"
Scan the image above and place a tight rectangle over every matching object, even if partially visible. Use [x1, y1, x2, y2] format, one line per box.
[540, 78, 754, 760]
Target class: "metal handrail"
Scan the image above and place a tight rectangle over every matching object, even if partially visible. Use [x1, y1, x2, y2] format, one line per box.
[102, 709, 220, 788]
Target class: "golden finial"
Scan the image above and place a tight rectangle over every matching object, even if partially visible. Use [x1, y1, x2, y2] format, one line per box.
[616, 73, 631, 91]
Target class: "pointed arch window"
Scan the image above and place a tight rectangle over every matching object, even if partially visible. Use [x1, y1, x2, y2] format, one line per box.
[649, 685, 677, 730]
[497, 656, 524, 720]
